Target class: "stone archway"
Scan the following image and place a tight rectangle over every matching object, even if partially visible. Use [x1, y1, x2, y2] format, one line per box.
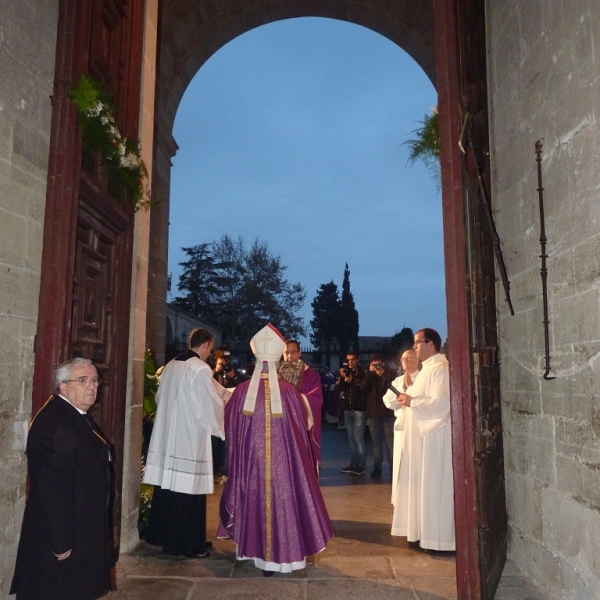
[144, 2, 503, 599]
[146, 0, 435, 365]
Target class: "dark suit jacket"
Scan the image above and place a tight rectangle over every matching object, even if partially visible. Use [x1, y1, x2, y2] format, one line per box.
[10, 395, 112, 600]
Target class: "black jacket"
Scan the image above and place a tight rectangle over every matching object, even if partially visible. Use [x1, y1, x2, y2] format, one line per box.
[11, 395, 112, 600]
[336, 365, 368, 411]
[360, 368, 396, 420]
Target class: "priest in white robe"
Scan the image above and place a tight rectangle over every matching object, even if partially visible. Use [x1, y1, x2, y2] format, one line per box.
[383, 349, 420, 504]
[388, 328, 455, 552]
[144, 328, 225, 558]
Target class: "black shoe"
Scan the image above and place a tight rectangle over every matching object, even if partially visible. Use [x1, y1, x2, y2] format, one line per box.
[370, 468, 382, 478]
[341, 464, 355, 474]
[203, 541, 213, 549]
[183, 550, 210, 559]
[425, 549, 456, 557]
[262, 569, 275, 577]
[351, 465, 365, 476]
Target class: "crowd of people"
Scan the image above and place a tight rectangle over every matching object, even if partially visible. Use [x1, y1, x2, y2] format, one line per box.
[9, 324, 454, 599]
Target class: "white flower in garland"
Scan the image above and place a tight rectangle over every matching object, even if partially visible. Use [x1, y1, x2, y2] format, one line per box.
[69, 74, 150, 210]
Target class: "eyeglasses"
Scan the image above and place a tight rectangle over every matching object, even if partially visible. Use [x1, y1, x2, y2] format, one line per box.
[414, 339, 429, 345]
[401, 357, 417, 362]
[65, 377, 101, 386]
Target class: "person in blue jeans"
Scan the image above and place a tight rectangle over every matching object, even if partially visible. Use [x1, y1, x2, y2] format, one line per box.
[336, 352, 368, 475]
[361, 355, 396, 478]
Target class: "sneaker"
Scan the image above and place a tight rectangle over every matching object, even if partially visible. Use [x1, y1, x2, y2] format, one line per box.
[370, 467, 382, 478]
[341, 464, 355, 474]
[351, 465, 365, 476]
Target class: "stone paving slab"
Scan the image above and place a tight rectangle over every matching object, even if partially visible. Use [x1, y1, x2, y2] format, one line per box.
[110, 424, 551, 600]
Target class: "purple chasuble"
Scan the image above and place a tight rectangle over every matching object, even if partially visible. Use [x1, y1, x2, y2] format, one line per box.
[217, 377, 334, 564]
[300, 366, 324, 467]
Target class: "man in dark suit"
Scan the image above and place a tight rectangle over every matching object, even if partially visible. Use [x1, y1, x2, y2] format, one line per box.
[10, 357, 112, 600]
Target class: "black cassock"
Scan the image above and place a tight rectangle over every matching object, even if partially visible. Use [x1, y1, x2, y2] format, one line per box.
[11, 395, 112, 600]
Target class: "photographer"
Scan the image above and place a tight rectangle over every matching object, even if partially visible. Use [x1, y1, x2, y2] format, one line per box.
[336, 351, 367, 476]
[213, 350, 245, 389]
[360, 355, 395, 478]
[211, 350, 246, 483]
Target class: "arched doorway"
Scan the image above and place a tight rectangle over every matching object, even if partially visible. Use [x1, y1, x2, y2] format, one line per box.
[146, 2, 507, 599]
[31, 1, 506, 598]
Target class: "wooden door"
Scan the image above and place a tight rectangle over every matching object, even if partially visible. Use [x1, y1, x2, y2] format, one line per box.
[32, 0, 145, 554]
[435, 0, 510, 597]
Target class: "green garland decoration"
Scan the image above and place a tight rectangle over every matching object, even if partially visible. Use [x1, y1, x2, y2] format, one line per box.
[403, 105, 440, 189]
[68, 75, 150, 211]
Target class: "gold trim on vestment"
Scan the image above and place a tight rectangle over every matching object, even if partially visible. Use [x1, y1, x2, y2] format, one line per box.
[264, 378, 272, 562]
[277, 360, 304, 389]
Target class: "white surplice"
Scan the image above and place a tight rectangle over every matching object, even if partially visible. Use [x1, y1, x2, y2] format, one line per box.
[389, 353, 455, 551]
[383, 369, 419, 505]
[144, 355, 225, 495]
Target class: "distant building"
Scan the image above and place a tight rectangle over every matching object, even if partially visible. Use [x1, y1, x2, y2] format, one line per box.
[358, 336, 392, 351]
[165, 304, 222, 363]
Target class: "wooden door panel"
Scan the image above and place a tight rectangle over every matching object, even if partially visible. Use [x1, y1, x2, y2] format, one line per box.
[435, 0, 509, 597]
[34, 0, 144, 555]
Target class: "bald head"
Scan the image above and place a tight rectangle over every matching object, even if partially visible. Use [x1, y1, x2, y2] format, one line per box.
[401, 349, 419, 373]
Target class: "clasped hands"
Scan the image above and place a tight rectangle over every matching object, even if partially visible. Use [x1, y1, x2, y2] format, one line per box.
[396, 393, 412, 407]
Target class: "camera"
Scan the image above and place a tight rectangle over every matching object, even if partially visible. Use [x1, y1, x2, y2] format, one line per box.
[217, 363, 234, 378]
[342, 362, 352, 377]
[372, 362, 384, 371]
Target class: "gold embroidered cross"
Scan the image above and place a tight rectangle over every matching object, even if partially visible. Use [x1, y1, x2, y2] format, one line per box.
[259, 329, 274, 354]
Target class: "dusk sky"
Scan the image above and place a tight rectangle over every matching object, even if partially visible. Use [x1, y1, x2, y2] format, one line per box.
[168, 17, 446, 345]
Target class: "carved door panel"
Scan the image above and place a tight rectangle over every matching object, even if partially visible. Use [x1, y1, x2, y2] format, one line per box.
[33, 0, 144, 555]
[72, 163, 134, 553]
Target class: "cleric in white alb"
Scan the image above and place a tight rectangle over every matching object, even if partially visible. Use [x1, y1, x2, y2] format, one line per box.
[388, 328, 455, 552]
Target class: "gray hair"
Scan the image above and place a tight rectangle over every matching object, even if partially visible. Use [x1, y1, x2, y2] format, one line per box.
[54, 357, 95, 391]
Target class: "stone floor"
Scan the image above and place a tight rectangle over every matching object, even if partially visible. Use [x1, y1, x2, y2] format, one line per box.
[110, 424, 550, 600]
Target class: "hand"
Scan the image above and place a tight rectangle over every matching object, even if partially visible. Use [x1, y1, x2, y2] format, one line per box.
[55, 549, 72, 561]
[398, 393, 412, 407]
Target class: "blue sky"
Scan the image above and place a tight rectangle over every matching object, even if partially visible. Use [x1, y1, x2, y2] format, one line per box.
[168, 17, 446, 345]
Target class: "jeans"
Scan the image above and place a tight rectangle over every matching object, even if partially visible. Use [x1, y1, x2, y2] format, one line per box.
[344, 410, 367, 468]
[368, 417, 395, 469]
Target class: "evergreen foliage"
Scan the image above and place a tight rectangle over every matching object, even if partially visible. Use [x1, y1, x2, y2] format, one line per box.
[309, 282, 342, 349]
[403, 106, 440, 188]
[68, 75, 150, 210]
[390, 327, 414, 354]
[310, 264, 359, 355]
[173, 235, 306, 348]
[339, 263, 359, 354]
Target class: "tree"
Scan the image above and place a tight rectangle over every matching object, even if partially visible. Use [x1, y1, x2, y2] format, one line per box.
[339, 263, 359, 354]
[310, 281, 342, 349]
[173, 235, 306, 349]
[390, 327, 414, 355]
[171, 243, 220, 320]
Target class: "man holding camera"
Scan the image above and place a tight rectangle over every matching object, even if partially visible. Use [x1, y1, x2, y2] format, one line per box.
[212, 350, 245, 483]
[336, 351, 368, 475]
[213, 349, 245, 389]
[360, 355, 395, 478]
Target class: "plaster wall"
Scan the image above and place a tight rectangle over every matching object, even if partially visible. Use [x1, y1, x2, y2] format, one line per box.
[0, 0, 59, 594]
[487, 1, 600, 598]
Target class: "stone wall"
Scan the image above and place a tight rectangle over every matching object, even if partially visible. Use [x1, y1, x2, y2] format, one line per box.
[0, 0, 59, 594]
[487, 1, 600, 598]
